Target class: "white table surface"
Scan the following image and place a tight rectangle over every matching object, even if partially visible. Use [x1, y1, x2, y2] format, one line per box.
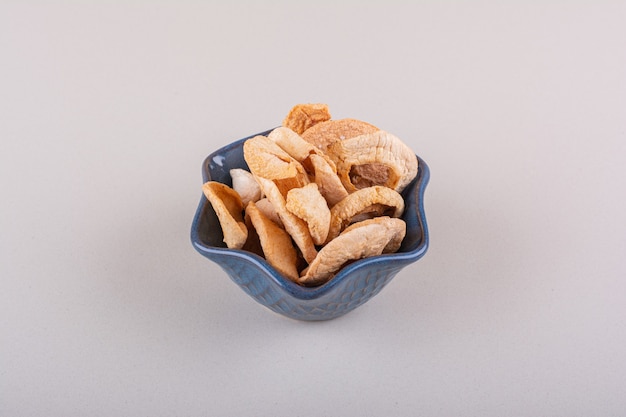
[2, 2, 625, 416]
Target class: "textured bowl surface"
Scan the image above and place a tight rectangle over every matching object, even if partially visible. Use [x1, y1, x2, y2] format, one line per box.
[190, 129, 430, 321]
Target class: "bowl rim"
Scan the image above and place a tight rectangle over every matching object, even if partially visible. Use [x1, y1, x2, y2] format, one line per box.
[190, 130, 430, 300]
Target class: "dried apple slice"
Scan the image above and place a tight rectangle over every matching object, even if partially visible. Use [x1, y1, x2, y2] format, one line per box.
[243, 135, 309, 196]
[282, 103, 331, 135]
[202, 181, 248, 249]
[300, 118, 379, 154]
[245, 201, 299, 281]
[268, 126, 337, 175]
[326, 185, 405, 243]
[308, 154, 348, 207]
[299, 217, 407, 286]
[328, 130, 418, 193]
[256, 176, 318, 264]
[341, 216, 406, 254]
[285, 183, 330, 246]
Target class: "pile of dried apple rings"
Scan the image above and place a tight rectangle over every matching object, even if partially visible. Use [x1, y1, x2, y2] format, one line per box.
[203, 104, 418, 286]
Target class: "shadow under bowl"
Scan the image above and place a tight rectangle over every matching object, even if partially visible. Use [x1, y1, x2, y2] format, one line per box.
[190, 129, 430, 321]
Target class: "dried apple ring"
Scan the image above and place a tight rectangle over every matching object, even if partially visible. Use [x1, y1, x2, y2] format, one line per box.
[256, 176, 318, 264]
[267, 126, 348, 206]
[243, 135, 309, 196]
[326, 185, 404, 243]
[341, 216, 406, 254]
[329, 130, 418, 193]
[245, 201, 299, 281]
[285, 183, 331, 246]
[268, 126, 337, 174]
[300, 118, 379, 154]
[308, 154, 348, 207]
[202, 181, 248, 249]
[299, 217, 407, 286]
[282, 103, 331, 135]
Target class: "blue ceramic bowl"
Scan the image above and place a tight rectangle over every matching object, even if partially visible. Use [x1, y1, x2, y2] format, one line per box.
[190, 129, 430, 321]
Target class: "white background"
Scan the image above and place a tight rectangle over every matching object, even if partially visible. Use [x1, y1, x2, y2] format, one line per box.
[2, 2, 625, 416]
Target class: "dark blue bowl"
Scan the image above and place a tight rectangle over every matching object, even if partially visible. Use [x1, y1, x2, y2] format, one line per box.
[190, 129, 430, 321]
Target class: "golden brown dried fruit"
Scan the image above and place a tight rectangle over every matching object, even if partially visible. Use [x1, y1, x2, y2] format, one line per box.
[300, 118, 379, 154]
[326, 185, 405, 243]
[285, 183, 330, 246]
[299, 217, 406, 286]
[268, 127, 349, 208]
[268, 126, 337, 175]
[282, 103, 332, 135]
[245, 201, 299, 281]
[202, 181, 248, 249]
[329, 130, 418, 193]
[205, 103, 418, 287]
[243, 135, 309, 196]
[256, 176, 318, 264]
[341, 216, 406, 254]
[308, 154, 349, 207]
